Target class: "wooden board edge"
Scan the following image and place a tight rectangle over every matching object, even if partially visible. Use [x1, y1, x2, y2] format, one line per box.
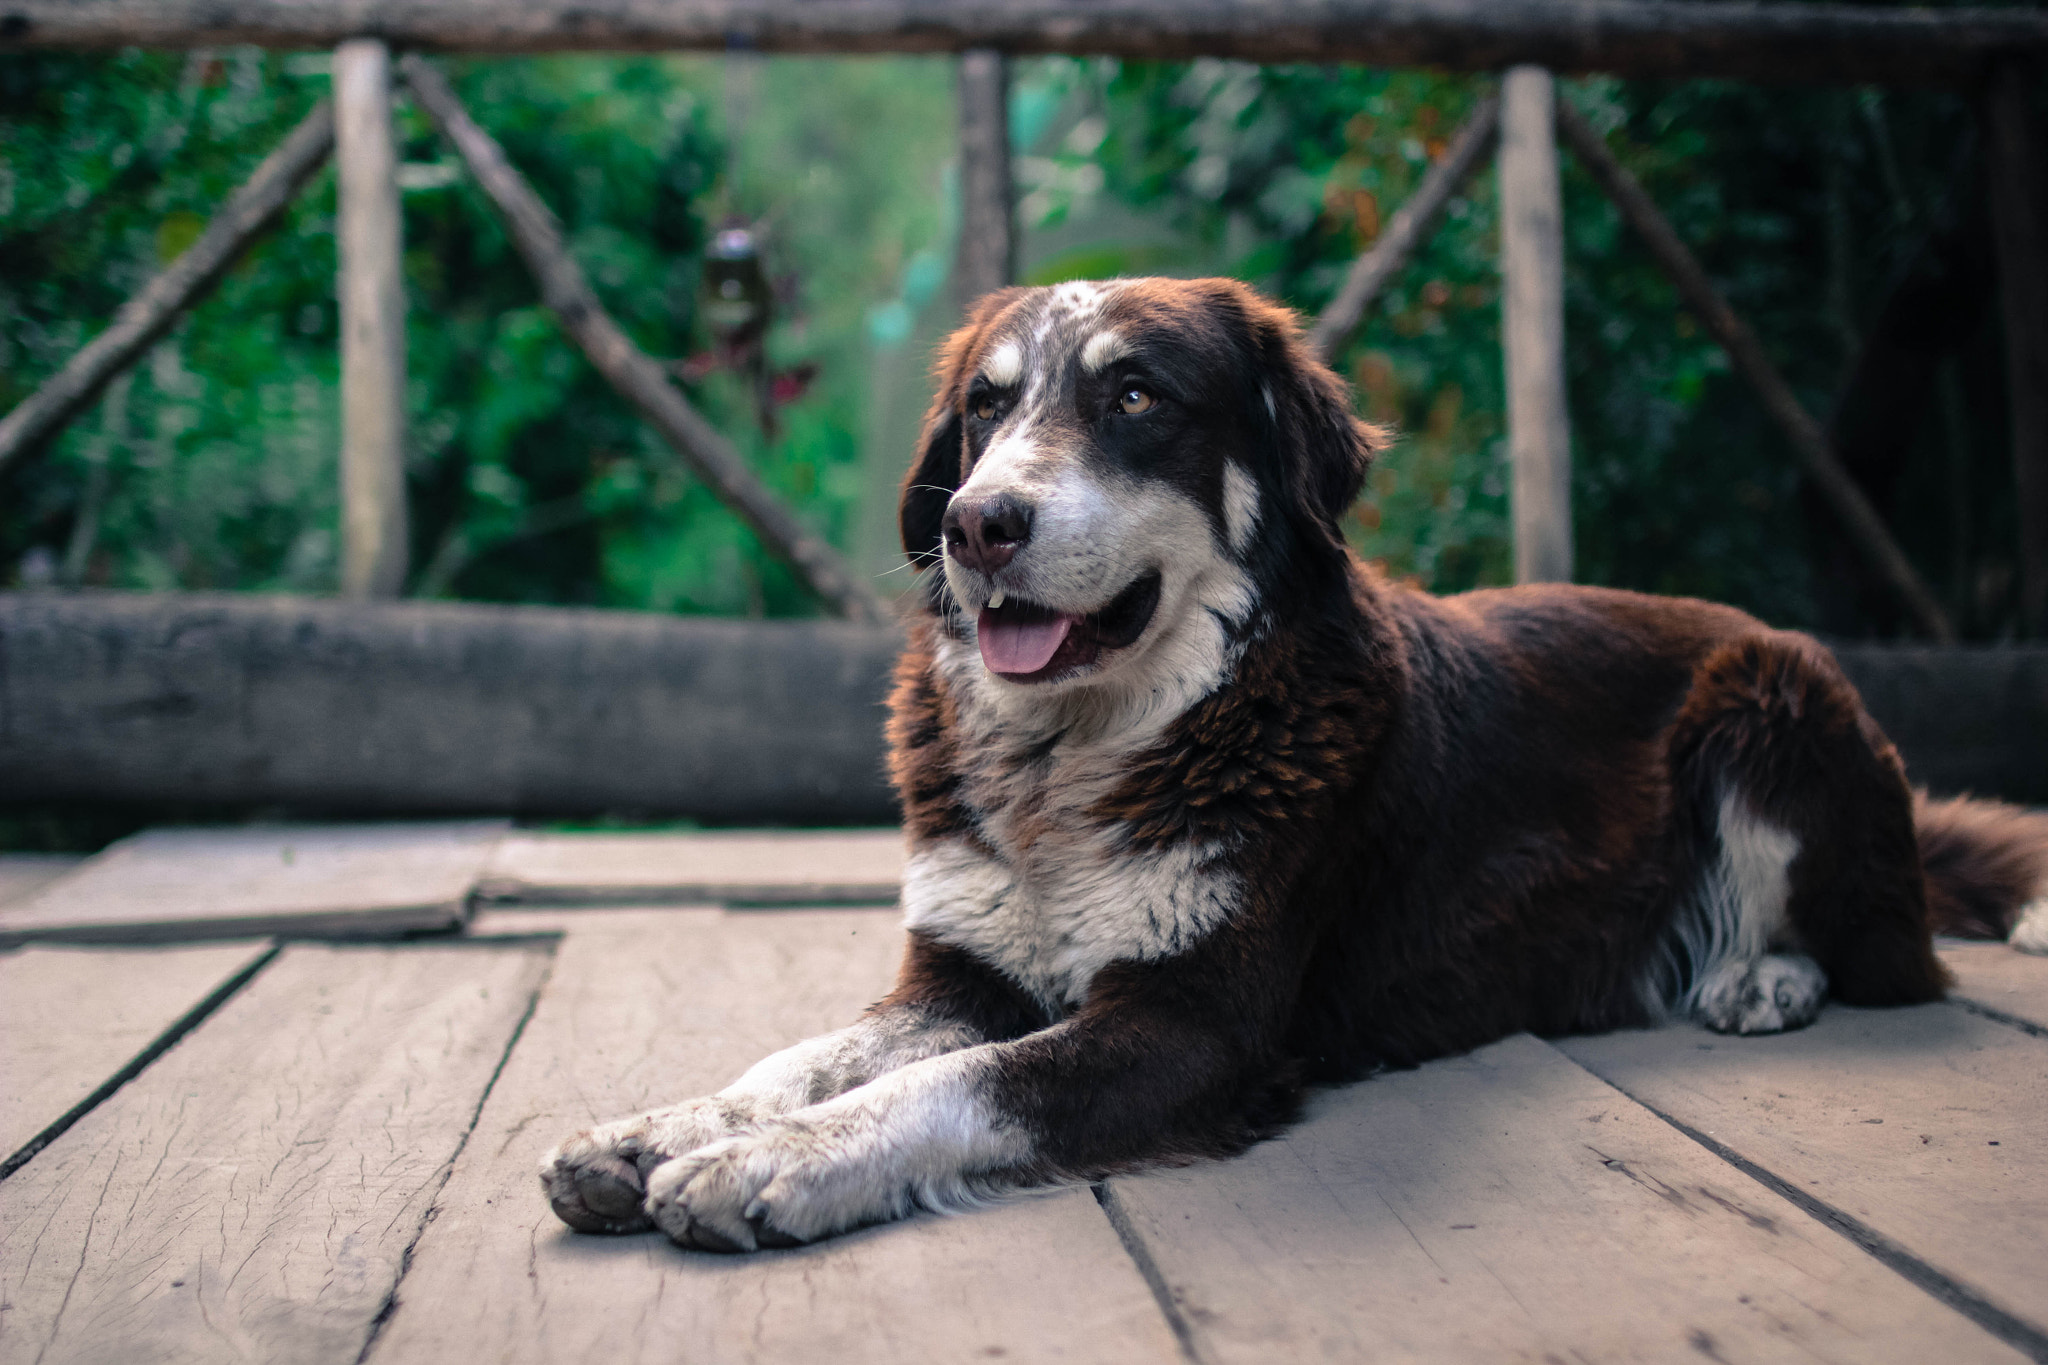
[0, 941, 279, 1180]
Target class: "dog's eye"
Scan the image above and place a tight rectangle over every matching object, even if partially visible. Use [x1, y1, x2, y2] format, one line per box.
[1117, 386, 1156, 416]
[973, 397, 998, 421]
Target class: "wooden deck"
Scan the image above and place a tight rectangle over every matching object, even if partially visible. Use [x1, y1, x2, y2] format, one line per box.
[2, 827, 2045, 1364]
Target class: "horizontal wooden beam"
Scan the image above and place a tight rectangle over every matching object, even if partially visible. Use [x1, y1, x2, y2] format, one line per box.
[3, 594, 2045, 820]
[0, 592, 903, 823]
[5, 0, 2047, 86]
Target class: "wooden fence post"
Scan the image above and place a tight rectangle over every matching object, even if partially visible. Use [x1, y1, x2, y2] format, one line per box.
[1984, 61, 2048, 637]
[955, 49, 1015, 315]
[1499, 65, 1573, 584]
[335, 38, 410, 600]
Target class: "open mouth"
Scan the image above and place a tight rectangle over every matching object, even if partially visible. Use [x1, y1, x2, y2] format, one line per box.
[975, 571, 1163, 683]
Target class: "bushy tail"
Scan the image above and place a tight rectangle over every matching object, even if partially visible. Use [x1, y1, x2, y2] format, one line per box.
[1914, 790, 2048, 939]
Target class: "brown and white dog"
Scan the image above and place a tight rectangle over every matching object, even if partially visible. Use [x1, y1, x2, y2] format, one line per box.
[541, 277, 2048, 1253]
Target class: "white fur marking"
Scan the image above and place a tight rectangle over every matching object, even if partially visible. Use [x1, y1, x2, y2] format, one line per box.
[1261, 384, 1277, 424]
[644, 1049, 1027, 1248]
[1222, 463, 1260, 554]
[2012, 897, 2048, 955]
[1081, 329, 1129, 372]
[1649, 791, 1813, 1026]
[984, 340, 1024, 387]
[904, 836, 1240, 1012]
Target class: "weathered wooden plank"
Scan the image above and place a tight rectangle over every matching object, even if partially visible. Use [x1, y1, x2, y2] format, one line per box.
[0, 942, 270, 1166]
[0, 941, 551, 1365]
[0, 853, 83, 907]
[1500, 66, 1572, 585]
[1107, 1032, 2028, 1363]
[1941, 940, 2048, 1035]
[7, 0, 2048, 87]
[1558, 1003, 2048, 1345]
[335, 38, 411, 600]
[0, 821, 506, 946]
[367, 910, 1183, 1364]
[477, 829, 904, 906]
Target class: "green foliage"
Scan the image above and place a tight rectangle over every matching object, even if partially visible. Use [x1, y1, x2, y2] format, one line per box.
[1, 47, 2019, 636]
[2, 50, 957, 614]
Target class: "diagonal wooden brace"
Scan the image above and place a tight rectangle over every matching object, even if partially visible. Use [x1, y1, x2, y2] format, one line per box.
[399, 55, 889, 624]
[1553, 97, 1957, 644]
[0, 101, 335, 479]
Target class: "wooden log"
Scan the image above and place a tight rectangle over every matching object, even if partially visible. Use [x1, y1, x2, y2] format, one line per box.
[0, 941, 551, 1365]
[1106, 1032, 2028, 1362]
[0, 102, 332, 479]
[364, 909, 1184, 1364]
[335, 39, 411, 600]
[475, 828, 905, 906]
[0, 942, 271, 1171]
[0, 821, 507, 947]
[1558, 1003, 2048, 1351]
[0, 591, 903, 822]
[1826, 643, 2048, 804]
[398, 56, 886, 624]
[7, 0, 2048, 87]
[954, 49, 1015, 317]
[1554, 97, 1959, 643]
[1500, 67, 1573, 585]
[1306, 90, 1497, 363]
[1984, 61, 2048, 638]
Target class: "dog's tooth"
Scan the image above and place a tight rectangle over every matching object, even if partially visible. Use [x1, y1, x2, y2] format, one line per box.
[988, 588, 1006, 609]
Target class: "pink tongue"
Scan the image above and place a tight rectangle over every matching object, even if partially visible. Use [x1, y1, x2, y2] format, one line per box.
[978, 608, 1075, 675]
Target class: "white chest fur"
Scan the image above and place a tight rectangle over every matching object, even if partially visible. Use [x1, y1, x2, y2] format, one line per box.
[901, 832, 1240, 1012]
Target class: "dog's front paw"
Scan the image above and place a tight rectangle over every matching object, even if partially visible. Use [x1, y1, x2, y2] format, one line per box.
[645, 1115, 913, 1253]
[1695, 952, 1828, 1035]
[540, 1097, 753, 1234]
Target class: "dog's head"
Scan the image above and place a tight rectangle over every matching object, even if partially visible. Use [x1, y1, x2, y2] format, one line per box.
[901, 278, 1384, 694]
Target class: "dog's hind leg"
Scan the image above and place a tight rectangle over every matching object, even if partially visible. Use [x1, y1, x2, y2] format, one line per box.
[1663, 632, 1948, 1035]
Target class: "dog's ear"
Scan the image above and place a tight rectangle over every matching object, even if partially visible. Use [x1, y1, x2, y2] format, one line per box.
[900, 289, 1025, 566]
[1238, 289, 1388, 537]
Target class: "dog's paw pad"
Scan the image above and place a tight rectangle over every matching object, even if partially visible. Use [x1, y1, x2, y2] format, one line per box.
[541, 1125, 657, 1234]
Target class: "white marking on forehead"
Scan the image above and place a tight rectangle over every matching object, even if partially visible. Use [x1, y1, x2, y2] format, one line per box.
[982, 339, 1024, 387]
[1261, 384, 1277, 424]
[1081, 330, 1130, 373]
[1222, 463, 1260, 554]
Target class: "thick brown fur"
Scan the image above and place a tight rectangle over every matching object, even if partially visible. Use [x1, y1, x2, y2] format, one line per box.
[1916, 791, 2048, 938]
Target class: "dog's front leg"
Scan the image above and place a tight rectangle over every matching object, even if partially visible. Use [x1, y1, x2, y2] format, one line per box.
[645, 948, 1290, 1252]
[541, 1006, 983, 1233]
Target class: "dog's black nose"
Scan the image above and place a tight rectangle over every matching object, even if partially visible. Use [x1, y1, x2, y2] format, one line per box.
[942, 494, 1033, 575]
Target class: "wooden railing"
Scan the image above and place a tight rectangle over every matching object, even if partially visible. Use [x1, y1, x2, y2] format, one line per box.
[6, 1, 2047, 639]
